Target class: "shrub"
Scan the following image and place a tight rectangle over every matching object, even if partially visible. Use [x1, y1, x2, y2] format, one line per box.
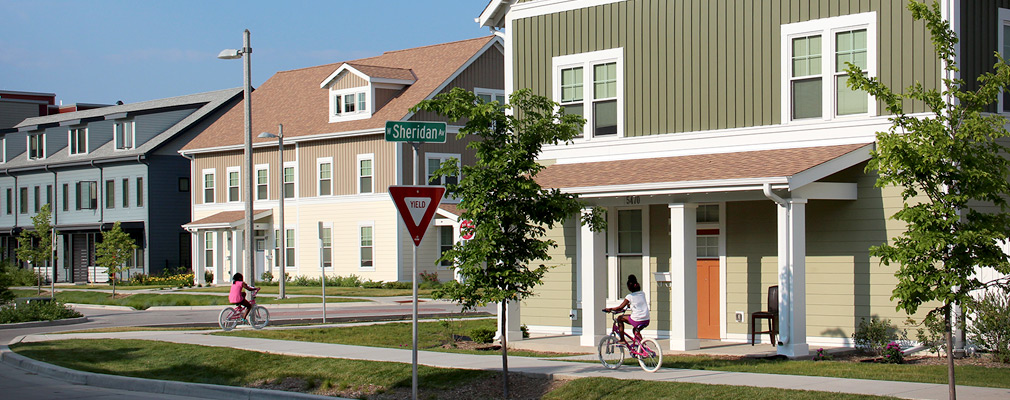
[291, 275, 316, 286]
[909, 314, 946, 357]
[812, 348, 833, 361]
[881, 341, 904, 364]
[469, 327, 495, 344]
[383, 281, 411, 290]
[129, 273, 149, 285]
[362, 280, 384, 289]
[261, 270, 274, 283]
[0, 272, 13, 305]
[967, 290, 1010, 363]
[521, 324, 530, 339]
[0, 301, 82, 324]
[204, 270, 214, 284]
[853, 317, 903, 356]
[1, 261, 42, 286]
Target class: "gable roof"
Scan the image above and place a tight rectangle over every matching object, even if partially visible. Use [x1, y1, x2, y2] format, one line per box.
[182, 36, 499, 152]
[319, 63, 418, 88]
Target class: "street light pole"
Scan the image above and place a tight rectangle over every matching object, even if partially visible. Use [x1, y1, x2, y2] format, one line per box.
[259, 125, 284, 299]
[219, 29, 255, 286]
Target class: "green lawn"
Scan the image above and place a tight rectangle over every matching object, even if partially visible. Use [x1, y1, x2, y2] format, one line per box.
[217, 318, 572, 358]
[10, 339, 896, 400]
[184, 285, 432, 297]
[13, 290, 364, 310]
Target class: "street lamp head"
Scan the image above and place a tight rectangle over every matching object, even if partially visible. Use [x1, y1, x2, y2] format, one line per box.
[258, 132, 278, 139]
[217, 49, 242, 60]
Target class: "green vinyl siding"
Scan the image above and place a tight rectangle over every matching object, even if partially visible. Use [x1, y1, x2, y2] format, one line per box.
[959, 0, 1010, 112]
[512, 0, 939, 137]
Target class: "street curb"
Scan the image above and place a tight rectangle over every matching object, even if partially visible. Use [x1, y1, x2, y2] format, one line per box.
[67, 303, 136, 311]
[0, 316, 89, 330]
[0, 345, 346, 400]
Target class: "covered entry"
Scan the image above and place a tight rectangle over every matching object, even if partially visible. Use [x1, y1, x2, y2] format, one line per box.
[183, 209, 272, 286]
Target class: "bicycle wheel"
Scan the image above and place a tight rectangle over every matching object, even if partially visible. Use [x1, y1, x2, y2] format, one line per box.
[598, 335, 626, 369]
[249, 306, 269, 329]
[637, 338, 663, 372]
[219, 307, 239, 331]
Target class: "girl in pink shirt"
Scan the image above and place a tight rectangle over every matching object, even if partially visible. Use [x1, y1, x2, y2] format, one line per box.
[229, 273, 257, 320]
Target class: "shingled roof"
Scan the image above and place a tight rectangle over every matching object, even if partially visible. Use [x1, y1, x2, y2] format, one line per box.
[182, 36, 497, 151]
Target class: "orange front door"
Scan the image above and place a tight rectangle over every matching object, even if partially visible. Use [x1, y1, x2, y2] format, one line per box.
[696, 259, 720, 339]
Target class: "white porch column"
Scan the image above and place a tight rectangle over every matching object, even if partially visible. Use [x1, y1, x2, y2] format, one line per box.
[669, 203, 699, 351]
[580, 206, 607, 346]
[777, 198, 809, 358]
[193, 231, 204, 286]
[496, 301, 523, 342]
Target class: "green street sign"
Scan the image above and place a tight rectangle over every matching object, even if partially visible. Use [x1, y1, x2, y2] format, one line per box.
[385, 121, 446, 143]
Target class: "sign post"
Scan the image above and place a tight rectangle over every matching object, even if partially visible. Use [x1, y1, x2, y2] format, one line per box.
[386, 120, 446, 400]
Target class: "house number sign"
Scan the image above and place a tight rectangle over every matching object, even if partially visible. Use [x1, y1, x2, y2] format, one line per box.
[625, 196, 640, 205]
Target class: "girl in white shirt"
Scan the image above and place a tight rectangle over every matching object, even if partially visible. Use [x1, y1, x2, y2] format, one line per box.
[603, 274, 651, 345]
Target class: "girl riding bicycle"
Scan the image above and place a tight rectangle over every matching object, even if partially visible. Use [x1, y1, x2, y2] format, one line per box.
[602, 274, 650, 346]
[229, 273, 258, 321]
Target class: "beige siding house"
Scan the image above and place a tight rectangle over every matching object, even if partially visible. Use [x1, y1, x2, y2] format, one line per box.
[479, 0, 1010, 358]
[181, 37, 504, 286]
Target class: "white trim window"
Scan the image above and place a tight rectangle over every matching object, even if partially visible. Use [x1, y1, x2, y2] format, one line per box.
[202, 169, 215, 204]
[552, 48, 624, 139]
[69, 127, 87, 155]
[330, 88, 369, 122]
[474, 87, 506, 105]
[425, 153, 460, 186]
[204, 231, 215, 269]
[320, 224, 333, 269]
[27, 133, 45, 160]
[227, 167, 240, 202]
[283, 162, 296, 199]
[999, 8, 1010, 112]
[114, 121, 134, 150]
[317, 157, 333, 197]
[437, 225, 453, 269]
[781, 12, 877, 122]
[357, 154, 373, 194]
[255, 164, 269, 200]
[274, 228, 295, 269]
[359, 223, 374, 269]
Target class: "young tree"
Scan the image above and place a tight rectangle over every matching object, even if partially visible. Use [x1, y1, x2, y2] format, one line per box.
[412, 88, 605, 398]
[15, 203, 58, 295]
[95, 221, 138, 297]
[847, 2, 1010, 398]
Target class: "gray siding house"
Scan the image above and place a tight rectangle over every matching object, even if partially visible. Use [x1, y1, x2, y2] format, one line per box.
[3, 88, 242, 282]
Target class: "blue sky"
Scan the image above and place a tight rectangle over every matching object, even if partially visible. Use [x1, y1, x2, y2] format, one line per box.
[0, 0, 491, 105]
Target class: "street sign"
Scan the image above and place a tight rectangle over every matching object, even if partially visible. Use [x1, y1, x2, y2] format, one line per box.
[460, 219, 475, 240]
[385, 121, 447, 143]
[389, 185, 446, 246]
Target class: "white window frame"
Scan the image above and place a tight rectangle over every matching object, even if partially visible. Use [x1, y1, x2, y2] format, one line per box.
[437, 225, 454, 270]
[27, 133, 45, 160]
[282, 161, 297, 200]
[68, 127, 88, 156]
[998, 8, 1010, 113]
[274, 227, 296, 270]
[424, 152, 460, 186]
[320, 222, 333, 269]
[226, 166, 241, 203]
[358, 221, 375, 271]
[329, 87, 371, 122]
[551, 48, 624, 140]
[202, 168, 216, 204]
[114, 120, 135, 150]
[255, 164, 269, 201]
[204, 231, 215, 269]
[317, 157, 333, 197]
[357, 153, 374, 194]
[474, 87, 506, 104]
[1, 137, 6, 163]
[780, 12, 877, 123]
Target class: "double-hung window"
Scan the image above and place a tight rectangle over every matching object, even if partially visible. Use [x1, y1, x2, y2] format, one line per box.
[61, 184, 68, 212]
[105, 180, 115, 209]
[27, 133, 45, 160]
[425, 153, 459, 186]
[33, 186, 40, 213]
[122, 178, 129, 208]
[69, 127, 87, 155]
[782, 12, 876, 122]
[114, 121, 134, 150]
[357, 154, 373, 194]
[318, 158, 332, 196]
[553, 48, 623, 139]
[137, 177, 144, 207]
[320, 225, 332, 268]
[359, 224, 373, 269]
[227, 168, 240, 202]
[204, 232, 214, 269]
[283, 164, 295, 199]
[202, 170, 215, 204]
[438, 226, 453, 268]
[18, 187, 27, 214]
[76, 181, 97, 210]
[274, 229, 295, 268]
[6, 188, 12, 215]
[256, 166, 269, 200]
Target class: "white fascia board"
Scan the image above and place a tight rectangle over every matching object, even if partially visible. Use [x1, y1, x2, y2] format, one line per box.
[792, 182, 858, 200]
[401, 36, 504, 122]
[181, 222, 231, 230]
[563, 177, 790, 197]
[478, 0, 512, 28]
[228, 210, 274, 228]
[320, 64, 368, 89]
[181, 128, 386, 155]
[510, 0, 625, 19]
[787, 144, 872, 191]
[435, 208, 460, 222]
[370, 77, 416, 86]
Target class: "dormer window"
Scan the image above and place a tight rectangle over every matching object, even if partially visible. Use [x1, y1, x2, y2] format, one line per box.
[69, 127, 87, 155]
[333, 90, 368, 118]
[321, 63, 416, 124]
[27, 133, 45, 160]
[114, 121, 135, 150]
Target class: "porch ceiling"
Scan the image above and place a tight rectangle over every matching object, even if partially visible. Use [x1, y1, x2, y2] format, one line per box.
[183, 209, 272, 230]
[536, 143, 872, 196]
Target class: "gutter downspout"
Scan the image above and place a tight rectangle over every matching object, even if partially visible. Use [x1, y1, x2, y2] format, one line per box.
[762, 183, 790, 346]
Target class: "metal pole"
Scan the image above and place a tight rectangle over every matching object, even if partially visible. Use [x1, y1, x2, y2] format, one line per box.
[411, 141, 419, 400]
[277, 124, 285, 299]
[242, 29, 255, 286]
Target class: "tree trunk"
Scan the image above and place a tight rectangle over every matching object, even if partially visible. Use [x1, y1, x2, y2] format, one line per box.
[501, 300, 510, 399]
[946, 306, 957, 400]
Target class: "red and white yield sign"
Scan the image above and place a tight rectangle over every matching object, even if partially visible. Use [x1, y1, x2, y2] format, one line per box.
[460, 219, 475, 240]
[389, 185, 446, 246]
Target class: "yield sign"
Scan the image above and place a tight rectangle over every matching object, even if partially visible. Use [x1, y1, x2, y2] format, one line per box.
[389, 185, 446, 246]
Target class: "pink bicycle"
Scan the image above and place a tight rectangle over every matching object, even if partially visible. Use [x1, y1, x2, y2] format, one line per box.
[598, 310, 663, 372]
[218, 288, 269, 331]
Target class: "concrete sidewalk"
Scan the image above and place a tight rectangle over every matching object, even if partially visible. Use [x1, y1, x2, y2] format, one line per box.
[12, 329, 1010, 400]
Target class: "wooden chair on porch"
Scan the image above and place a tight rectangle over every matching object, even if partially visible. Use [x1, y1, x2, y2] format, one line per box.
[750, 285, 778, 346]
